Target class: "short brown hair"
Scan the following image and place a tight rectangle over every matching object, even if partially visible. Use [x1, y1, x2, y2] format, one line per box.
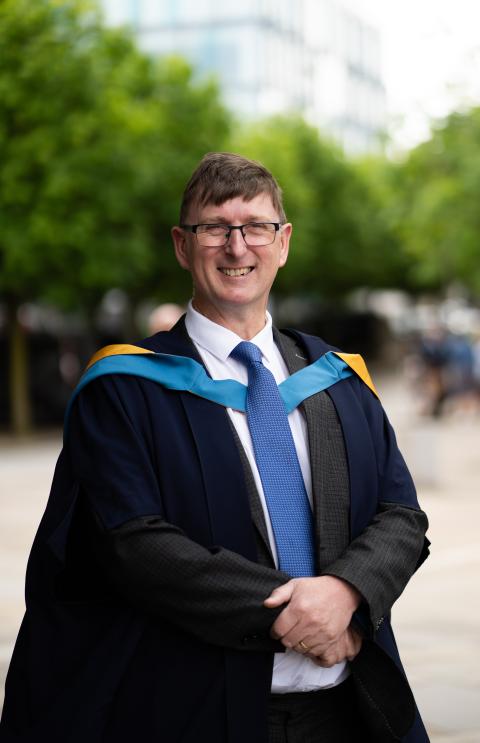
[179, 152, 286, 224]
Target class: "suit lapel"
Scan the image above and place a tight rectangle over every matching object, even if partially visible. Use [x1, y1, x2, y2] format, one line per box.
[180, 392, 259, 559]
[228, 423, 273, 562]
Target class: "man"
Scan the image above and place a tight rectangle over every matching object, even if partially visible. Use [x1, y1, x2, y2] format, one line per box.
[1, 152, 429, 743]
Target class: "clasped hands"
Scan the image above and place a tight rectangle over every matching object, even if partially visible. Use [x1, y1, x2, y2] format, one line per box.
[264, 575, 363, 667]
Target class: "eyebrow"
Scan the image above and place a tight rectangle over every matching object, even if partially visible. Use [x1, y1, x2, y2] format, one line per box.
[199, 215, 276, 224]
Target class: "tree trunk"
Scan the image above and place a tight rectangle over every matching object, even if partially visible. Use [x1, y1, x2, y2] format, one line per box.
[8, 302, 32, 435]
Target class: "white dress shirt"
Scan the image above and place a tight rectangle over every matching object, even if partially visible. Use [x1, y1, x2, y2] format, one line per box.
[185, 302, 349, 692]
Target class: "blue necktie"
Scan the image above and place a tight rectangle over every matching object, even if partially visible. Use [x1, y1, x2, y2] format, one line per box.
[230, 341, 315, 577]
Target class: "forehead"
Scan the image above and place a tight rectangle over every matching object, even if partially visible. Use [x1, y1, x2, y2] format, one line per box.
[193, 193, 278, 222]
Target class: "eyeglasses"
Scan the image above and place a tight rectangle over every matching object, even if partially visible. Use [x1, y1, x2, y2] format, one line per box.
[181, 222, 282, 248]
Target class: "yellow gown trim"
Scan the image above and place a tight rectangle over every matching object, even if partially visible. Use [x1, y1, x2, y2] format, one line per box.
[336, 352, 379, 398]
[86, 344, 154, 370]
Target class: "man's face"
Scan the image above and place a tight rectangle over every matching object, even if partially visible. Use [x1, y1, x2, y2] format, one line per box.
[172, 192, 292, 327]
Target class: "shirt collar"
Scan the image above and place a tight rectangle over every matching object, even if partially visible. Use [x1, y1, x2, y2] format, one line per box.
[185, 301, 276, 364]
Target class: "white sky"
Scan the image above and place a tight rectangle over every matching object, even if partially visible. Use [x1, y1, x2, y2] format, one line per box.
[347, 0, 480, 150]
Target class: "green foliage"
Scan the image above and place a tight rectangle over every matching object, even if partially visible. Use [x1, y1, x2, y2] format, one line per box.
[354, 154, 416, 291]
[383, 108, 480, 296]
[232, 116, 398, 297]
[0, 0, 231, 310]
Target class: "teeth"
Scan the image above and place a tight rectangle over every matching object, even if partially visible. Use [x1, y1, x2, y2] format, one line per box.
[220, 267, 252, 276]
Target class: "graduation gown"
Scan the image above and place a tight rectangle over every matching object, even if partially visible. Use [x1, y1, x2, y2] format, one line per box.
[0, 323, 430, 743]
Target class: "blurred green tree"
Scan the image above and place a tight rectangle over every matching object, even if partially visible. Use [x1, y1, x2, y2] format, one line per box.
[354, 154, 416, 292]
[232, 116, 398, 298]
[0, 0, 230, 433]
[382, 108, 480, 295]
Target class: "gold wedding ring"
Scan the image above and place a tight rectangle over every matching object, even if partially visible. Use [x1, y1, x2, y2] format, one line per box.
[299, 640, 310, 651]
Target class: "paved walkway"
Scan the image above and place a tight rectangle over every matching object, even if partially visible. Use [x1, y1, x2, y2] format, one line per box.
[0, 378, 479, 740]
[382, 378, 480, 743]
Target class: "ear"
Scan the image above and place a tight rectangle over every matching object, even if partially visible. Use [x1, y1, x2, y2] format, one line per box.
[171, 226, 191, 270]
[278, 222, 292, 268]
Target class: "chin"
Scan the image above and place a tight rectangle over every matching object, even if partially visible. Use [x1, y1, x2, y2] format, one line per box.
[221, 291, 257, 307]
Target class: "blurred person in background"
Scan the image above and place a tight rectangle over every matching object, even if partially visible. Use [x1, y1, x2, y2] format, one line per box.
[1, 153, 430, 743]
[415, 326, 477, 417]
[416, 325, 449, 417]
[443, 331, 476, 415]
[473, 332, 480, 399]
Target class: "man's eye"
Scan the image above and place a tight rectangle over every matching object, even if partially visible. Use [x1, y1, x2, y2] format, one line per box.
[245, 223, 273, 235]
[202, 225, 228, 236]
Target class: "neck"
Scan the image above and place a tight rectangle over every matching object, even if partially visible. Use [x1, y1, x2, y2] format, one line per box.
[191, 300, 267, 339]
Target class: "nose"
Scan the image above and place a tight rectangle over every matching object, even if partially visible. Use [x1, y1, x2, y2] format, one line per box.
[224, 227, 248, 257]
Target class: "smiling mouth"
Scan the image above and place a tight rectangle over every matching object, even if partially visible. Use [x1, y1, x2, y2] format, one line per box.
[218, 267, 254, 277]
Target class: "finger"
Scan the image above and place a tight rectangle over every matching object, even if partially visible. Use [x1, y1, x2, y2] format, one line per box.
[280, 622, 335, 650]
[304, 640, 332, 658]
[310, 652, 339, 668]
[278, 623, 311, 648]
[270, 602, 302, 640]
[307, 632, 348, 662]
[295, 639, 312, 655]
[352, 629, 363, 651]
[345, 630, 363, 660]
[271, 613, 302, 644]
[264, 580, 296, 608]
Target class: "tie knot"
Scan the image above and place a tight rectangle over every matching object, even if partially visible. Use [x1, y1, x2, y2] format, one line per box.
[230, 341, 263, 367]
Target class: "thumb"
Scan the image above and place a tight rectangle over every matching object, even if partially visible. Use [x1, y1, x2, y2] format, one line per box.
[264, 580, 295, 607]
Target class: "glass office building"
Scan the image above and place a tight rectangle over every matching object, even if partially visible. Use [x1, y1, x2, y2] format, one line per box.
[101, 0, 385, 153]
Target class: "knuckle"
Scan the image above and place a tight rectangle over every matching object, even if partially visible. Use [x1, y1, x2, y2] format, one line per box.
[325, 629, 336, 644]
[296, 597, 311, 614]
[323, 655, 335, 668]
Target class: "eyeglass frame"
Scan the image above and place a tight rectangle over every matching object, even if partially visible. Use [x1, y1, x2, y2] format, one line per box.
[180, 222, 283, 247]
